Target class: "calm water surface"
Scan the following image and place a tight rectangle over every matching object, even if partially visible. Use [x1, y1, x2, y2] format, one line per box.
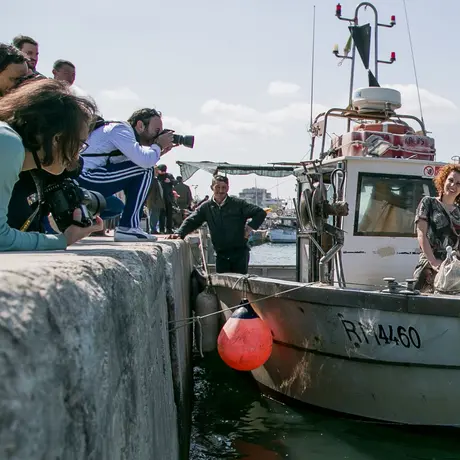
[190, 244, 460, 460]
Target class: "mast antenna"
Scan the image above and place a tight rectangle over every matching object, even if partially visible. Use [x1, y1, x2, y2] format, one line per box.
[403, 0, 425, 127]
[302, 5, 316, 161]
[309, 5, 316, 132]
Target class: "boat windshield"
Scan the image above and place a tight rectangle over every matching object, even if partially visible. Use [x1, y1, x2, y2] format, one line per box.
[354, 173, 436, 237]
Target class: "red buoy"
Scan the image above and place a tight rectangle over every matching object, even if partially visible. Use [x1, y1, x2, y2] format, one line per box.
[217, 300, 273, 371]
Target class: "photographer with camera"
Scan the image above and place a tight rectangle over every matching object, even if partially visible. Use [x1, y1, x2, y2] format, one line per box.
[0, 78, 103, 251]
[78, 108, 194, 242]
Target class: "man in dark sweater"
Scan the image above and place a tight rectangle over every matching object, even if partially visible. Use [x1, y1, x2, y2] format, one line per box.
[171, 175, 267, 274]
[157, 164, 176, 234]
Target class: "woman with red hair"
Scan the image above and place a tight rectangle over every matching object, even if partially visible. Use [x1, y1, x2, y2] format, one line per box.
[414, 164, 460, 292]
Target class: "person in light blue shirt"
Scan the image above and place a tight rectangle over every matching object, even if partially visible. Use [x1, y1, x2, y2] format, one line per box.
[0, 78, 103, 252]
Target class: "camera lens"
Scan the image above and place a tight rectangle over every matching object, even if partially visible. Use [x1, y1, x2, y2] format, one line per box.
[80, 188, 106, 215]
[172, 133, 195, 149]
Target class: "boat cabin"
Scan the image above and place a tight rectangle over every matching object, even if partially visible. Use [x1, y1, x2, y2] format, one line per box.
[296, 87, 446, 288]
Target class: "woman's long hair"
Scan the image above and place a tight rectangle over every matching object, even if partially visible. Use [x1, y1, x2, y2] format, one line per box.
[0, 79, 97, 169]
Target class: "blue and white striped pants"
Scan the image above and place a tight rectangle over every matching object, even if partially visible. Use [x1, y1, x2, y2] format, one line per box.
[78, 161, 153, 229]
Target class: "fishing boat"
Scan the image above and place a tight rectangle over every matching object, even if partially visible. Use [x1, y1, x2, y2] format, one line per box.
[266, 216, 297, 244]
[248, 229, 268, 247]
[208, 2, 460, 427]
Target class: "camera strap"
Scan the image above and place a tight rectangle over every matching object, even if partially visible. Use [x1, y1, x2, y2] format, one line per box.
[20, 170, 45, 232]
[80, 149, 124, 167]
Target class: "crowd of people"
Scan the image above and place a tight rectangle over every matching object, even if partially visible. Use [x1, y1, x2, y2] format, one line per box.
[0, 33, 269, 274]
[0, 35, 194, 245]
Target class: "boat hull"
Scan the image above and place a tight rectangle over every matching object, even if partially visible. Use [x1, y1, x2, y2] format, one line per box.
[212, 274, 460, 426]
[267, 228, 296, 243]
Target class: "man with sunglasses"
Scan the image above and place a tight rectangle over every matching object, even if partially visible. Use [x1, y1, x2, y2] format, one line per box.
[78, 108, 174, 242]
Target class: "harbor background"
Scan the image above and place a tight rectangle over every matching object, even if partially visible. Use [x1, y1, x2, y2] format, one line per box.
[190, 244, 460, 460]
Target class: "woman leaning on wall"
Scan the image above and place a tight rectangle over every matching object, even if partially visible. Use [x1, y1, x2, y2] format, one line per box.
[0, 78, 102, 251]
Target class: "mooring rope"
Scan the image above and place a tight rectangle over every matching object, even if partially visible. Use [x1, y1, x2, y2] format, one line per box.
[168, 273, 389, 334]
[168, 281, 314, 333]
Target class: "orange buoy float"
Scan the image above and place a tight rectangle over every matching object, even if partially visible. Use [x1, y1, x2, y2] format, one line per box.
[217, 300, 273, 371]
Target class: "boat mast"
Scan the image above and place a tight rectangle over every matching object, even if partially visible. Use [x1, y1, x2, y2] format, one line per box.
[309, 5, 316, 134]
[333, 2, 396, 128]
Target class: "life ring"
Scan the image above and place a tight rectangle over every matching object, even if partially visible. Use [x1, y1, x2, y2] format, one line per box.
[353, 122, 413, 135]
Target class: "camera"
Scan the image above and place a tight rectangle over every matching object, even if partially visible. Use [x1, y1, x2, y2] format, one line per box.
[43, 177, 106, 232]
[158, 129, 194, 149]
[172, 133, 194, 149]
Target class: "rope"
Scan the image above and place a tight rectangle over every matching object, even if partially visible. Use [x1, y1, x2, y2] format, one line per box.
[168, 275, 392, 333]
[198, 227, 213, 288]
[196, 315, 204, 358]
[403, 0, 425, 128]
[168, 282, 313, 333]
[168, 268, 391, 334]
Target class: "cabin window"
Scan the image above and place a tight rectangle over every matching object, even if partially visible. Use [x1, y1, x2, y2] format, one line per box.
[354, 173, 436, 237]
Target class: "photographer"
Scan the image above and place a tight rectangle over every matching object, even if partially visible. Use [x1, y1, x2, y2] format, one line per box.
[78, 108, 175, 242]
[0, 43, 28, 96]
[0, 79, 102, 251]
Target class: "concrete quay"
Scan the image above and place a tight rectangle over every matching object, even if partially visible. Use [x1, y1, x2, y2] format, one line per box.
[0, 236, 197, 460]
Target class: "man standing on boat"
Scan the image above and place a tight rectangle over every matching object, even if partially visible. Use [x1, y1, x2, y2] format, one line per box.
[170, 175, 267, 274]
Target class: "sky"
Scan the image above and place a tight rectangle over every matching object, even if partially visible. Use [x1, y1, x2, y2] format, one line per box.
[3, 0, 459, 202]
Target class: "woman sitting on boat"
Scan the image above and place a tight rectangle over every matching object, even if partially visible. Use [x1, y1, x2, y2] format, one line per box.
[414, 164, 460, 292]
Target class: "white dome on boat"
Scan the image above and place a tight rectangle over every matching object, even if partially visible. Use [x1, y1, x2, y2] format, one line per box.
[352, 87, 402, 113]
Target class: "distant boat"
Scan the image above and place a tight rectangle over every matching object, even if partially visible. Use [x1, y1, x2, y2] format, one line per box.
[248, 229, 267, 247]
[266, 216, 297, 244]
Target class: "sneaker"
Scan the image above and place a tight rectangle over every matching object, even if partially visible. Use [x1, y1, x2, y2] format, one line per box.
[114, 227, 158, 242]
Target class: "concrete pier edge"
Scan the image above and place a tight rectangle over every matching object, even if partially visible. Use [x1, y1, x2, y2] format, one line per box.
[0, 237, 195, 460]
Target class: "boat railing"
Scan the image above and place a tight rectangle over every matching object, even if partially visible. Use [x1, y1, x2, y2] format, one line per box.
[310, 107, 427, 159]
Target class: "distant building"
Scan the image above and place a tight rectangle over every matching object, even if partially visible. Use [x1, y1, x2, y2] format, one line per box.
[238, 187, 283, 208]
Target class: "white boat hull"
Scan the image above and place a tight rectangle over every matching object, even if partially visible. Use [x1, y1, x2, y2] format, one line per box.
[267, 228, 296, 243]
[212, 274, 460, 426]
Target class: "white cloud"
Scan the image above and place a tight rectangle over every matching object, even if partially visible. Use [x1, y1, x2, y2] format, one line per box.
[163, 116, 224, 138]
[156, 98, 331, 152]
[384, 84, 458, 123]
[201, 99, 327, 123]
[98, 87, 140, 102]
[201, 99, 259, 121]
[199, 98, 327, 135]
[267, 81, 301, 96]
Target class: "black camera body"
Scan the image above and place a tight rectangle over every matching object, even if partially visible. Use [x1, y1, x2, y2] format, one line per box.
[43, 177, 106, 232]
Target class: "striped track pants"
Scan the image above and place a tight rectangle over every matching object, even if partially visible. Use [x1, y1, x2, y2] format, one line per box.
[78, 160, 153, 229]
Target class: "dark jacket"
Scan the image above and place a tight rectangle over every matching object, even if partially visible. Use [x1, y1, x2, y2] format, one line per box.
[145, 177, 164, 210]
[174, 181, 193, 209]
[157, 173, 176, 203]
[177, 195, 266, 253]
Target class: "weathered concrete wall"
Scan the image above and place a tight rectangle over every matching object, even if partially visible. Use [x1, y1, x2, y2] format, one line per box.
[0, 238, 194, 460]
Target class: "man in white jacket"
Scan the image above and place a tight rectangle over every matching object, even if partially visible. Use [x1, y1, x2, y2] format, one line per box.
[78, 108, 174, 242]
